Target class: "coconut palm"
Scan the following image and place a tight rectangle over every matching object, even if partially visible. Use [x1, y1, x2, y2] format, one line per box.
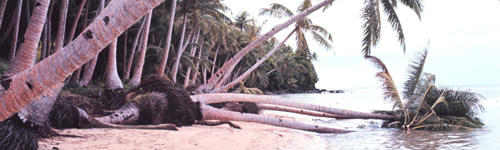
[368, 48, 484, 132]
[0, 0, 165, 121]
[195, 0, 336, 94]
[361, 0, 423, 56]
[130, 11, 153, 86]
[0, 0, 7, 29]
[157, 0, 178, 76]
[8, 0, 22, 63]
[79, 0, 105, 86]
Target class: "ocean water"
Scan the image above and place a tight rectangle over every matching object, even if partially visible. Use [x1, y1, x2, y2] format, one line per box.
[273, 85, 500, 149]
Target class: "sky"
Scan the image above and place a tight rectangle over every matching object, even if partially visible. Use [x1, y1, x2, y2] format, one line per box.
[224, 0, 500, 89]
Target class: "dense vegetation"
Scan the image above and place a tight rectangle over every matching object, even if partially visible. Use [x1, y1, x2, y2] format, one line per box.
[0, 0, 319, 93]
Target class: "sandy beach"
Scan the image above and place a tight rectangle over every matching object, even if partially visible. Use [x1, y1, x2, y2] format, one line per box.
[38, 121, 328, 150]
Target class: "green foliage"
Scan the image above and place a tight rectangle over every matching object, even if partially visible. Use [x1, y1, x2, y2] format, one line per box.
[371, 48, 485, 132]
[0, 58, 8, 75]
[62, 80, 104, 96]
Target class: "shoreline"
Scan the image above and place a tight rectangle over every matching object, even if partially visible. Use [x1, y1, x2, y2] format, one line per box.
[39, 121, 327, 150]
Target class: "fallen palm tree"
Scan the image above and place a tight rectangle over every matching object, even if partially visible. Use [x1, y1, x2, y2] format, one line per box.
[366, 47, 484, 132]
[50, 75, 353, 133]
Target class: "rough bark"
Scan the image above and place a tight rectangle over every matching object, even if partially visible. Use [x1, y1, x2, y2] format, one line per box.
[79, 0, 105, 86]
[105, 39, 124, 90]
[0, 0, 166, 121]
[192, 93, 395, 120]
[5, 0, 50, 76]
[129, 11, 153, 86]
[157, 0, 178, 76]
[67, 0, 87, 43]
[124, 17, 146, 80]
[53, 0, 68, 52]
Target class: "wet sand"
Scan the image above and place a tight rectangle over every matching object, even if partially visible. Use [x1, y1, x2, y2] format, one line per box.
[38, 121, 328, 150]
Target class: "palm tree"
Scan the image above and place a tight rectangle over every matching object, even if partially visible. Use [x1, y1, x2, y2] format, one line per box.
[195, 0, 336, 94]
[157, 0, 178, 76]
[233, 11, 252, 31]
[0, 0, 8, 29]
[105, 39, 124, 90]
[79, 0, 105, 86]
[215, 1, 333, 92]
[0, 0, 166, 121]
[8, 0, 23, 63]
[53, 0, 68, 52]
[368, 48, 484, 132]
[361, 0, 423, 56]
[130, 11, 153, 86]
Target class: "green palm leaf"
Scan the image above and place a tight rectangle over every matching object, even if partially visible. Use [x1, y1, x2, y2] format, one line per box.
[380, 0, 406, 52]
[361, 0, 382, 56]
[403, 47, 429, 100]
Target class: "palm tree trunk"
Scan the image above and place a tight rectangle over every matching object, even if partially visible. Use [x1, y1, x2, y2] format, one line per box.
[67, 0, 87, 43]
[183, 28, 201, 88]
[40, 21, 48, 62]
[171, 12, 189, 83]
[8, 0, 23, 63]
[200, 104, 351, 133]
[190, 39, 204, 85]
[0, 0, 8, 29]
[72, 0, 90, 82]
[79, 0, 105, 86]
[46, 0, 55, 54]
[157, 0, 178, 76]
[211, 43, 220, 75]
[53, 0, 68, 52]
[129, 11, 153, 86]
[124, 17, 146, 80]
[4, 0, 50, 77]
[192, 93, 395, 120]
[0, 0, 166, 121]
[3, 0, 56, 126]
[105, 39, 124, 90]
[122, 30, 128, 77]
[256, 104, 354, 119]
[217, 30, 295, 92]
[195, 0, 335, 94]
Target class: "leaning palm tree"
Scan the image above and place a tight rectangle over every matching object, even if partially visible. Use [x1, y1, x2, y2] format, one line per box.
[214, 1, 334, 92]
[0, 0, 166, 122]
[195, 0, 336, 94]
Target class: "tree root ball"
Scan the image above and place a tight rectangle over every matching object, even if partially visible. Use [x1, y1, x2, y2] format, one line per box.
[0, 115, 39, 150]
[130, 75, 202, 127]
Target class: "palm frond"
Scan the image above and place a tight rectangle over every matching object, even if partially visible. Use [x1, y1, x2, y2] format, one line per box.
[311, 31, 333, 50]
[259, 3, 294, 19]
[361, 0, 382, 56]
[364, 55, 391, 76]
[297, 0, 313, 12]
[398, 0, 424, 20]
[376, 72, 403, 110]
[310, 25, 333, 42]
[380, 0, 406, 52]
[425, 88, 485, 118]
[402, 48, 429, 99]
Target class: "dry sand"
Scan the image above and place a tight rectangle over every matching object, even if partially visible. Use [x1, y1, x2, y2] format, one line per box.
[38, 121, 330, 150]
